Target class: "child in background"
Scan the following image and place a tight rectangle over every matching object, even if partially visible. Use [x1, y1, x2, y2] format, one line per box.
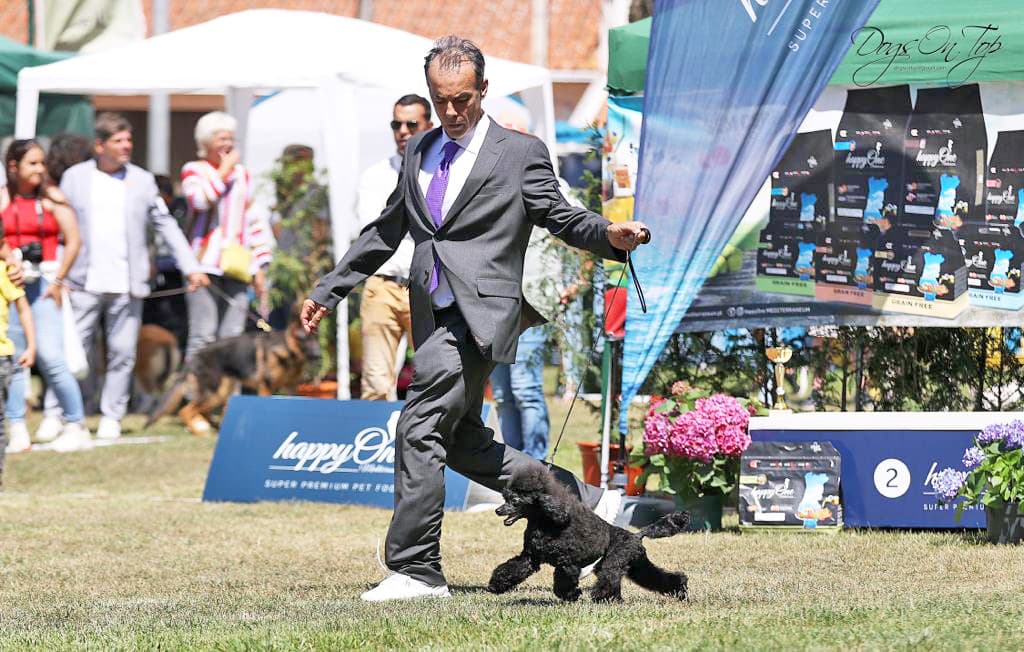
[0, 248, 36, 479]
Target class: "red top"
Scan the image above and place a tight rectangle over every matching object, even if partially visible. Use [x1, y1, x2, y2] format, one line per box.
[2, 195, 60, 261]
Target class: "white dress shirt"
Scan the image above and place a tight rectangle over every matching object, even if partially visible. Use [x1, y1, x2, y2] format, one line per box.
[356, 153, 414, 279]
[85, 168, 130, 294]
[418, 114, 492, 309]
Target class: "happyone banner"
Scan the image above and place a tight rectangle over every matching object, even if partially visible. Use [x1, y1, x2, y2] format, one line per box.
[620, 0, 881, 432]
[202, 396, 476, 510]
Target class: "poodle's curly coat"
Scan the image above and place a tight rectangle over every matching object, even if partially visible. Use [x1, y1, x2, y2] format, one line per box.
[487, 466, 690, 602]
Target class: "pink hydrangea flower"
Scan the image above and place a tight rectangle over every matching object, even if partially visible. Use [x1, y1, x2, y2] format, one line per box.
[643, 411, 671, 455]
[695, 395, 751, 458]
[667, 409, 719, 463]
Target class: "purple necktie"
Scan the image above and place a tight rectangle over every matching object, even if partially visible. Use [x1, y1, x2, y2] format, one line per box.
[425, 141, 461, 293]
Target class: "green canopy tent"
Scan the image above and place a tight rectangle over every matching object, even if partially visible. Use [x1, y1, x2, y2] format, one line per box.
[608, 1, 1024, 95]
[0, 36, 92, 138]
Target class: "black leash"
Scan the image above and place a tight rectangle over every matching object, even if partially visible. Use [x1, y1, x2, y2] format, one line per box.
[144, 280, 272, 332]
[546, 228, 650, 466]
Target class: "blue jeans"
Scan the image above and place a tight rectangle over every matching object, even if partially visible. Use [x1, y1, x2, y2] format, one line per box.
[6, 276, 85, 424]
[489, 327, 550, 461]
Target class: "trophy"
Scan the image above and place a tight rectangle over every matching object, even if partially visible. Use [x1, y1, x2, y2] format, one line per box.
[765, 346, 793, 411]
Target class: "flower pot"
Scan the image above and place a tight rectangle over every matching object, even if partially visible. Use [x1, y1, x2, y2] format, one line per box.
[577, 441, 631, 487]
[985, 502, 1024, 544]
[625, 464, 645, 496]
[296, 381, 338, 399]
[674, 492, 724, 532]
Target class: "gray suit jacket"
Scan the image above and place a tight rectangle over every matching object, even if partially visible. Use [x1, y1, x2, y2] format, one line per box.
[311, 123, 624, 363]
[61, 159, 200, 298]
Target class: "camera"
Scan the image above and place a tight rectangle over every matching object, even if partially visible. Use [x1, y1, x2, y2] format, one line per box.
[19, 241, 43, 265]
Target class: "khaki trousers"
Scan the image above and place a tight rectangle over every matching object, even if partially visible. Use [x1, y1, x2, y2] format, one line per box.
[359, 275, 413, 400]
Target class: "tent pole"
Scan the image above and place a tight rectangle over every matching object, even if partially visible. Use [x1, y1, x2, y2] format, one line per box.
[14, 86, 40, 137]
[147, 0, 171, 175]
[318, 77, 359, 400]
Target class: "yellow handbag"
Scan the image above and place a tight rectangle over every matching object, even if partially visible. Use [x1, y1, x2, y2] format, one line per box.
[220, 240, 253, 283]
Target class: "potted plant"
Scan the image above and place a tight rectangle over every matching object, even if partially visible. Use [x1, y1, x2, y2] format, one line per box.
[264, 149, 337, 391]
[930, 420, 1024, 544]
[632, 382, 762, 531]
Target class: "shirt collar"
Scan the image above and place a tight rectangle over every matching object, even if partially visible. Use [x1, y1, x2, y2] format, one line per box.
[440, 113, 490, 156]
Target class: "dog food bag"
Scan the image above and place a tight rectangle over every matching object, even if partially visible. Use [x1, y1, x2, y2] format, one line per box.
[768, 129, 834, 225]
[834, 85, 912, 234]
[874, 226, 968, 302]
[960, 223, 1024, 296]
[984, 130, 1024, 231]
[739, 441, 841, 530]
[756, 220, 819, 281]
[901, 84, 987, 232]
[816, 218, 880, 291]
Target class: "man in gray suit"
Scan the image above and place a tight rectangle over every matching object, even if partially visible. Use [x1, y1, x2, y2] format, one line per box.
[302, 36, 649, 602]
[61, 113, 209, 444]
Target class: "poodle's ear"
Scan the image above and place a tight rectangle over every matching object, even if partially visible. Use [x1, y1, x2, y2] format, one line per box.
[538, 494, 570, 525]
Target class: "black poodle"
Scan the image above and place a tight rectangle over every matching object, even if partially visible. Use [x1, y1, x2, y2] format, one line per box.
[487, 466, 690, 602]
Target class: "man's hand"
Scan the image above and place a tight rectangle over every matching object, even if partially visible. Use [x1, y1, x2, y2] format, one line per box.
[43, 282, 63, 308]
[301, 298, 329, 334]
[607, 221, 651, 252]
[187, 272, 211, 292]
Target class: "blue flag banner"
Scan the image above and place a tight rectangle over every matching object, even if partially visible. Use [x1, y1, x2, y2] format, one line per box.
[620, 0, 881, 431]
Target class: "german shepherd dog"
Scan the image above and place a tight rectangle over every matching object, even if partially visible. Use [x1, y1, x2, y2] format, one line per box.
[145, 324, 320, 435]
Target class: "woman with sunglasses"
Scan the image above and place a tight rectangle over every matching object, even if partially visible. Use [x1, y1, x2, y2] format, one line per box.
[2, 139, 87, 453]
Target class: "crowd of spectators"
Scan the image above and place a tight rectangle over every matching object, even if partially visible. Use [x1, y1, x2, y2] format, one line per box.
[0, 95, 587, 483]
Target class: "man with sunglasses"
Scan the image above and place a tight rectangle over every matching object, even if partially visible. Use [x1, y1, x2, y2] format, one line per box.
[354, 94, 433, 400]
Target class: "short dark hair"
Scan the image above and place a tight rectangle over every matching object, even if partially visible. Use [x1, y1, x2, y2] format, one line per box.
[94, 112, 132, 142]
[424, 35, 485, 89]
[154, 174, 174, 197]
[394, 94, 431, 121]
[45, 132, 92, 184]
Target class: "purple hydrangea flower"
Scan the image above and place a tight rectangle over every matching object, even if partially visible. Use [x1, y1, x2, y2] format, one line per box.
[962, 446, 984, 469]
[930, 468, 966, 502]
[977, 420, 1024, 451]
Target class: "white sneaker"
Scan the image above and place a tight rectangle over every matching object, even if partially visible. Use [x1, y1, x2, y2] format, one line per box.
[96, 417, 122, 440]
[5, 421, 31, 453]
[50, 422, 94, 452]
[34, 416, 64, 443]
[360, 573, 451, 602]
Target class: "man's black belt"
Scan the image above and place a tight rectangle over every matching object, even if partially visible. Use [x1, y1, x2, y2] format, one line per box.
[374, 274, 409, 287]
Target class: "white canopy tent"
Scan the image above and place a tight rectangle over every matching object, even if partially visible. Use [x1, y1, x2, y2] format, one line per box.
[16, 9, 558, 398]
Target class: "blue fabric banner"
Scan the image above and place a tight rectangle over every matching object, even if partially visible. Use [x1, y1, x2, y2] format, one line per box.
[620, 0, 881, 431]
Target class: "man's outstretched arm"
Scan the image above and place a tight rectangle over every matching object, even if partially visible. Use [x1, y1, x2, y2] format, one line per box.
[303, 178, 409, 333]
[521, 138, 648, 260]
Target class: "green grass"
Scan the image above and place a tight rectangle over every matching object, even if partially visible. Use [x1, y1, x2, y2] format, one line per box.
[1, 401, 1023, 650]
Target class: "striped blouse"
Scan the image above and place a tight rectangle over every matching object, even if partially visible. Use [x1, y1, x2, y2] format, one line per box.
[180, 160, 272, 277]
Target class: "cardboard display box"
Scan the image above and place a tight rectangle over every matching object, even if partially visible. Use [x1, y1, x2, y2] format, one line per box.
[873, 226, 969, 318]
[739, 441, 842, 531]
[815, 218, 880, 305]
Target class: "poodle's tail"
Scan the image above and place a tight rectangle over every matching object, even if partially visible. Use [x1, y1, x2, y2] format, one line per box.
[638, 511, 690, 539]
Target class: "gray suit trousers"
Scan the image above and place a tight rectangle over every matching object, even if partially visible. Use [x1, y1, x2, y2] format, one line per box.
[386, 306, 602, 587]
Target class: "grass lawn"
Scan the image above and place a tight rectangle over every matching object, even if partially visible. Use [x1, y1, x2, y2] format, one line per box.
[1, 404, 1022, 650]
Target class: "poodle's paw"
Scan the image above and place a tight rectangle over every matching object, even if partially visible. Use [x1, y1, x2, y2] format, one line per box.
[667, 576, 688, 601]
[487, 574, 515, 594]
[555, 587, 582, 602]
[590, 587, 623, 603]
